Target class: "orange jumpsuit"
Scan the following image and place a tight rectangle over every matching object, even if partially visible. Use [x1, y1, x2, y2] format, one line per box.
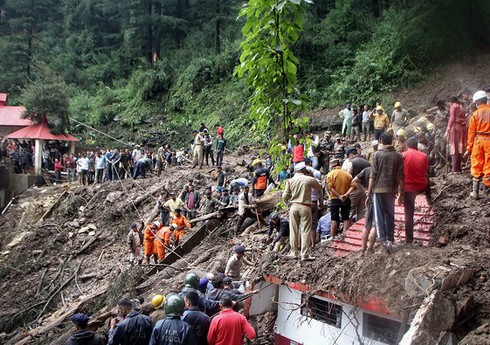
[154, 227, 172, 260]
[143, 224, 157, 257]
[170, 215, 191, 245]
[467, 104, 490, 187]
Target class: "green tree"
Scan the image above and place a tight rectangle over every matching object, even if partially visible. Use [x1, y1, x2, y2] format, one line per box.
[236, 0, 311, 142]
[20, 63, 71, 134]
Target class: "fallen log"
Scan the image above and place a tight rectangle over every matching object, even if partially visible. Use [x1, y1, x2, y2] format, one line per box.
[74, 232, 102, 256]
[190, 211, 224, 224]
[12, 284, 109, 345]
[37, 260, 84, 321]
[37, 191, 69, 225]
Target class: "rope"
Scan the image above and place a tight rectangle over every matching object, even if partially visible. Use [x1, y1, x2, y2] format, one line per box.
[113, 166, 190, 265]
[71, 118, 132, 147]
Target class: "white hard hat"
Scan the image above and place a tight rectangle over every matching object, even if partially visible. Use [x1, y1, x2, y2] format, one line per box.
[371, 140, 379, 146]
[294, 162, 306, 172]
[473, 90, 487, 102]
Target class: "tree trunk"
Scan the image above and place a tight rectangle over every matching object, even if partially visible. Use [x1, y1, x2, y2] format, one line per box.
[215, 0, 221, 54]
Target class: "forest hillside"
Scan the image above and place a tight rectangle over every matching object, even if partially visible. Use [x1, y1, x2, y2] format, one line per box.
[0, 0, 489, 146]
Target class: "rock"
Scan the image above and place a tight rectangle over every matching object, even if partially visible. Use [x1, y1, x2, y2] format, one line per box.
[68, 232, 74, 238]
[87, 223, 97, 230]
[68, 220, 80, 228]
[79, 206, 86, 213]
[78, 217, 87, 225]
[79, 227, 89, 234]
[438, 236, 449, 246]
[88, 231, 96, 236]
[399, 292, 455, 345]
[105, 191, 124, 204]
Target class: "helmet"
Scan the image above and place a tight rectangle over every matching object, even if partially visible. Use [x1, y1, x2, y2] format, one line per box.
[473, 90, 487, 102]
[270, 211, 279, 220]
[394, 101, 402, 108]
[396, 129, 406, 137]
[164, 293, 185, 316]
[371, 140, 379, 146]
[376, 105, 383, 111]
[252, 158, 262, 166]
[153, 221, 161, 228]
[426, 123, 435, 131]
[413, 126, 421, 134]
[151, 294, 165, 309]
[184, 272, 200, 289]
[170, 223, 178, 230]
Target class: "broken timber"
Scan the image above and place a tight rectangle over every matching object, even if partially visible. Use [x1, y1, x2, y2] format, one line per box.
[37, 191, 69, 225]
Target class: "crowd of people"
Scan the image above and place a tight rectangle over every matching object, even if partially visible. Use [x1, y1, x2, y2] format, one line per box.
[7, 89, 489, 345]
[67, 268, 257, 345]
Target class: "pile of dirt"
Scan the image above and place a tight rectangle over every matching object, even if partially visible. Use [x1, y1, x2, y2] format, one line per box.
[0, 154, 257, 344]
[1, 148, 489, 344]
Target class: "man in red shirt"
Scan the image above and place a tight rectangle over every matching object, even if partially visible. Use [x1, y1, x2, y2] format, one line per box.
[207, 296, 256, 345]
[399, 138, 431, 244]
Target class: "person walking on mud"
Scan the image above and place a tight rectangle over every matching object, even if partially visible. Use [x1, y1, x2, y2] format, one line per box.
[192, 130, 204, 169]
[366, 133, 404, 254]
[282, 162, 323, 261]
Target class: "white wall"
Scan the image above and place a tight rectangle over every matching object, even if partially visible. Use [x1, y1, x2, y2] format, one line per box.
[275, 285, 395, 345]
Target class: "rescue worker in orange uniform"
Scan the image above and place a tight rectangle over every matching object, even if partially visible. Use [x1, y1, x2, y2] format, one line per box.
[465, 91, 490, 199]
[170, 208, 191, 246]
[144, 221, 161, 263]
[154, 223, 178, 260]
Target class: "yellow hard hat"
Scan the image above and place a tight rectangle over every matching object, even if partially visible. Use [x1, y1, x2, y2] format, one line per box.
[376, 105, 383, 111]
[396, 128, 406, 137]
[394, 101, 401, 108]
[152, 294, 166, 309]
[427, 123, 435, 130]
[252, 158, 262, 166]
[413, 126, 421, 133]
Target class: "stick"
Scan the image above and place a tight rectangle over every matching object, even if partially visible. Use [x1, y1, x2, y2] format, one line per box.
[36, 191, 69, 225]
[36, 269, 48, 297]
[98, 249, 105, 262]
[37, 260, 83, 321]
[1, 197, 15, 215]
[75, 232, 101, 256]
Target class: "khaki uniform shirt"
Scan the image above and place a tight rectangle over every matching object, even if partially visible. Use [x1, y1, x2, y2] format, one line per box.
[283, 173, 322, 205]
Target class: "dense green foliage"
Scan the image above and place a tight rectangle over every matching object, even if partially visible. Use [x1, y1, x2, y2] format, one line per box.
[0, 0, 488, 146]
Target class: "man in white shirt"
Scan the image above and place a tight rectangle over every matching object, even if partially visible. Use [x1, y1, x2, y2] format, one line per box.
[77, 153, 89, 186]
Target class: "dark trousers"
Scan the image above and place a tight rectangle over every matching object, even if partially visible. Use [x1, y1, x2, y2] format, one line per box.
[96, 169, 104, 184]
[404, 190, 424, 243]
[133, 162, 146, 179]
[80, 169, 88, 186]
[373, 193, 396, 242]
[374, 128, 385, 141]
[160, 210, 170, 226]
[216, 150, 224, 166]
[106, 163, 113, 180]
[204, 146, 215, 166]
[55, 171, 61, 183]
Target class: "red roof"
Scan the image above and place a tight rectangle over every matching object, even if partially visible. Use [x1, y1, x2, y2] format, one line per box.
[7, 116, 78, 142]
[0, 106, 32, 127]
[326, 195, 433, 257]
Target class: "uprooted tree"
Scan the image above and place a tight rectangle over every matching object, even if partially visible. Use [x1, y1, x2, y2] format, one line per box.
[235, 0, 311, 171]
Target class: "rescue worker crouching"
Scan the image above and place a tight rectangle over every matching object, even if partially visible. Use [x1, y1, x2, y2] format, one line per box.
[170, 208, 192, 246]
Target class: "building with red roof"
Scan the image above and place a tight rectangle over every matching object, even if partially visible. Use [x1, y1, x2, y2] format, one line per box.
[0, 93, 32, 137]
